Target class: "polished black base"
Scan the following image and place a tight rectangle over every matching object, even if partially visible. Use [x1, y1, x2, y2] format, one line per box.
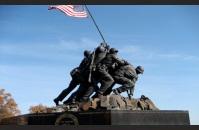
[110, 110, 190, 125]
[0, 110, 190, 125]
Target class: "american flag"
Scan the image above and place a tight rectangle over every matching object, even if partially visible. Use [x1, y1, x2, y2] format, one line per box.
[48, 5, 88, 18]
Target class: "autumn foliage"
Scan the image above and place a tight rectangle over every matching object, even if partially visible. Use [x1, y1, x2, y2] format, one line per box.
[29, 104, 51, 113]
[0, 88, 20, 121]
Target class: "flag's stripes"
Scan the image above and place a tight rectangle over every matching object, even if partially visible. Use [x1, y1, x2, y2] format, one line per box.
[49, 5, 87, 18]
[58, 6, 86, 17]
[58, 5, 87, 16]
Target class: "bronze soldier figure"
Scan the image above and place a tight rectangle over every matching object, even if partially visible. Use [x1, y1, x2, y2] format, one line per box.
[53, 50, 92, 106]
[112, 65, 144, 98]
[92, 48, 127, 98]
[63, 81, 99, 104]
[53, 42, 145, 105]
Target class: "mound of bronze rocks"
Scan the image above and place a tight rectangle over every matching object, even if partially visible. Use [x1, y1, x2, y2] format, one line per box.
[51, 94, 158, 112]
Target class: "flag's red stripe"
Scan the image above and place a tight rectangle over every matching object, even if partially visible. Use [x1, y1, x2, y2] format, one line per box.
[57, 6, 75, 16]
[60, 6, 87, 16]
[50, 5, 87, 18]
[59, 6, 87, 16]
[50, 6, 72, 16]
[59, 7, 87, 17]
[58, 6, 87, 17]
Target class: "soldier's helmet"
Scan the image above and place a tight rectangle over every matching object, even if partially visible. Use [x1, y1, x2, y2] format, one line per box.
[100, 42, 108, 47]
[136, 66, 144, 74]
[84, 50, 91, 58]
[141, 95, 149, 100]
[109, 48, 118, 54]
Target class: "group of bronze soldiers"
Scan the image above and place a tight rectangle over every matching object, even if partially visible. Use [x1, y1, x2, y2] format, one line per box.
[54, 43, 144, 106]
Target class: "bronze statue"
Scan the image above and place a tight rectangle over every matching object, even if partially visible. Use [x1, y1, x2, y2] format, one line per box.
[54, 43, 144, 106]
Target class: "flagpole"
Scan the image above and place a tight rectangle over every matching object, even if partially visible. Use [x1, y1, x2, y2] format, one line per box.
[84, 5, 106, 43]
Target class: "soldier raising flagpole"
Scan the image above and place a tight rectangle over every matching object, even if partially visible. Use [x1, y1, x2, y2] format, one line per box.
[49, 4, 107, 84]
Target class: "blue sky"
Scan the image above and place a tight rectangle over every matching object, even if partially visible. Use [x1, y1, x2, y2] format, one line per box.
[0, 5, 199, 124]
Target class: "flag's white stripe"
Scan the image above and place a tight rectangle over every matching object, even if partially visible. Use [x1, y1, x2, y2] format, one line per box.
[57, 7, 87, 17]
[57, 6, 87, 17]
[52, 6, 83, 17]
[57, 6, 75, 16]
[59, 5, 87, 16]
[52, 6, 87, 16]
[50, 5, 87, 17]
[63, 5, 73, 8]
[62, 5, 87, 14]
[50, 6, 73, 16]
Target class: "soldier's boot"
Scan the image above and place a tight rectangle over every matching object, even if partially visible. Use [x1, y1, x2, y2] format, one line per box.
[63, 100, 69, 105]
[113, 89, 120, 95]
[54, 79, 79, 105]
[80, 86, 95, 101]
[53, 89, 72, 106]
[103, 83, 115, 96]
[53, 98, 59, 106]
[96, 76, 114, 98]
[114, 84, 131, 95]
[92, 91, 103, 99]
[79, 97, 90, 102]
[63, 99, 76, 105]
[91, 93, 98, 99]
[96, 91, 104, 99]
[63, 92, 77, 105]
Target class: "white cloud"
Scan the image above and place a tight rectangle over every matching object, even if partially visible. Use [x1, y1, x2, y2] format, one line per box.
[117, 44, 199, 62]
[56, 37, 98, 51]
[0, 37, 99, 62]
[119, 45, 140, 54]
[1, 38, 199, 65]
[158, 53, 181, 59]
[157, 53, 199, 61]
